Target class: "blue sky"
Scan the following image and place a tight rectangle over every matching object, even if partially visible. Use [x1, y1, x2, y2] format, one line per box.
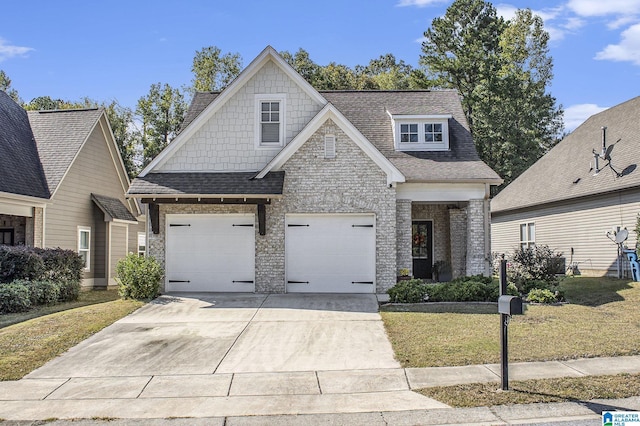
[1, 0, 639, 131]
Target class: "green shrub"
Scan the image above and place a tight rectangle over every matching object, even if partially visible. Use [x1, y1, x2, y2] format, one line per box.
[57, 279, 81, 302]
[0, 282, 32, 313]
[527, 288, 559, 304]
[507, 245, 561, 292]
[426, 277, 519, 302]
[116, 254, 163, 300]
[12, 279, 60, 306]
[387, 279, 429, 303]
[35, 248, 84, 285]
[0, 246, 45, 283]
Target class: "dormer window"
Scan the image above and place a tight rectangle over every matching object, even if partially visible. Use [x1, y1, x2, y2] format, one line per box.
[255, 94, 286, 148]
[391, 114, 452, 151]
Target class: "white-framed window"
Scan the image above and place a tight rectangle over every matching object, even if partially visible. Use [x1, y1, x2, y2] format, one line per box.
[78, 227, 91, 270]
[255, 94, 286, 148]
[137, 232, 146, 257]
[392, 115, 451, 151]
[520, 222, 535, 250]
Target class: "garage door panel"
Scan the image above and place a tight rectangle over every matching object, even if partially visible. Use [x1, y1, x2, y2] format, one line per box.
[166, 214, 255, 292]
[286, 214, 375, 294]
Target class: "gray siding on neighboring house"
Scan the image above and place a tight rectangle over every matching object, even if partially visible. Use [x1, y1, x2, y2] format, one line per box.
[109, 224, 128, 284]
[44, 116, 136, 284]
[92, 204, 106, 280]
[492, 189, 640, 276]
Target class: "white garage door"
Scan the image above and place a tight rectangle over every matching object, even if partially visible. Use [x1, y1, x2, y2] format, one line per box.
[165, 214, 255, 292]
[285, 214, 375, 293]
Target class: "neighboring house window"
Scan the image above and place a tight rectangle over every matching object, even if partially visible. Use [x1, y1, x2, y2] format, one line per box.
[392, 115, 452, 151]
[520, 223, 535, 250]
[0, 228, 14, 246]
[255, 94, 286, 148]
[137, 232, 146, 256]
[78, 227, 91, 270]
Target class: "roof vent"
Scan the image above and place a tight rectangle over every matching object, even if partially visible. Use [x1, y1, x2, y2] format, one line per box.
[324, 135, 336, 159]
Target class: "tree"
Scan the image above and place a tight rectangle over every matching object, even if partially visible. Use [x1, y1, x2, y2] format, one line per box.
[191, 46, 242, 92]
[420, 0, 564, 187]
[280, 48, 320, 84]
[136, 83, 186, 166]
[103, 101, 139, 179]
[0, 70, 22, 103]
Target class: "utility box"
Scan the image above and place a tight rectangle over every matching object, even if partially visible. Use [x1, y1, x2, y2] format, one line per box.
[498, 295, 523, 315]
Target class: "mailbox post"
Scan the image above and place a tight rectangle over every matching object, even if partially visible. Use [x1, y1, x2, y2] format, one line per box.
[498, 257, 523, 391]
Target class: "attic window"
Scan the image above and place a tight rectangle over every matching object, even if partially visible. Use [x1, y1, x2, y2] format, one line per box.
[255, 94, 286, 148]
[391, 114, 452, 151]
[324, 135, 336, 159]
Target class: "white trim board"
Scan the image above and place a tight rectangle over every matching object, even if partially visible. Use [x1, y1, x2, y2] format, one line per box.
[396, 182, 486, 202]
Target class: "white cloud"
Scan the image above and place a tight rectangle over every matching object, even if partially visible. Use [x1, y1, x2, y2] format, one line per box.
[595, 23, 640, 65]
[496, 3, 518, 20]
[564, 103, 609, 131]
[567, 0, 640, 17]
[0, 38, 33, 62]
[396, 0, 446, 7]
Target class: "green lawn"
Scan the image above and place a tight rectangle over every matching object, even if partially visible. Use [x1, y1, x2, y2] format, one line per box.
[381, 277, 640, 367]
[0, 290, 143, 380]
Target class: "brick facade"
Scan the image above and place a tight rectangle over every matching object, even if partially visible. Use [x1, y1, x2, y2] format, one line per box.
[396, 199, 412, 275]
[449, 207, 467, 279]
[411, 203, 451, 267]
[0, 214, 27, 245]
[148, 119, 397, 294]
[466, 199, 489, 275]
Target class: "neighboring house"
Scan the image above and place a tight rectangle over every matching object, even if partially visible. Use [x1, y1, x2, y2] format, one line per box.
[0, 91, 145, 286]
[492, 96, 640, 277]
[128, 46, 501, 296]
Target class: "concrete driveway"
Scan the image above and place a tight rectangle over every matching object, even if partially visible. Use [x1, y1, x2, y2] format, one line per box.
[27, 293, 400, 378]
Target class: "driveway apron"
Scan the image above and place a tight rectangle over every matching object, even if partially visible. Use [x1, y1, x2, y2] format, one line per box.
[26, 293, 399, 379]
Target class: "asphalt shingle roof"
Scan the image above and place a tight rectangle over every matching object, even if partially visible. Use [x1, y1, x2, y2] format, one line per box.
[0, 91, 50, 199]
[91, 194, 137, 222]
[28, 108, 103, 194]
[491, 96, 640, 214]
[128, 171, 285, 196]
[181, 90, 501, 183]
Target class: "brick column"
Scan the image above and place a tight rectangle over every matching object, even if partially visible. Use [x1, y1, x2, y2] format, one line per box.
[396, 199, 412, 276]
[449, 207, 467, 278]
[466, 199, 488, 276]
[32, 207, 44, 247]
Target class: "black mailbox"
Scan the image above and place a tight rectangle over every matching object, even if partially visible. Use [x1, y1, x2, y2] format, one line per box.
[498, 295, 523, 315]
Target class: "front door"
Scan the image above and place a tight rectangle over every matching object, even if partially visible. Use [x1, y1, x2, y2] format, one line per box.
[412, 221, 433, 279]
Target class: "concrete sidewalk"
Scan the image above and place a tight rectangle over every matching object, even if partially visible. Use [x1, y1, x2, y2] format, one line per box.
[0, 355, 639, 422]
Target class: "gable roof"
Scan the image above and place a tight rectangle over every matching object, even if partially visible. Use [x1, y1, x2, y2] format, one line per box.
[181, 89, 501, 184]
[492, 96, 640, 214]
[91, 193, 138, 223]
[140, 46, 327, 177]
[0, 91, 50, 200]
[256, 103, 405, 185]
[321, 90, 501, 183]
[28, 108, 103, 195]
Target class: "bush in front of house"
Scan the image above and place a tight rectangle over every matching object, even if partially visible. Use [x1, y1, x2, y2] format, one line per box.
[507, 245, 561, 293]
[0, 246, 45, 283]
[426, 275, 519, 302]
[387, 279, 429, 303]
[116, 254, 163, 300]
[14, 279, 61, 306]
[527, 288, 560, 304]
[0, 282, 32, 313]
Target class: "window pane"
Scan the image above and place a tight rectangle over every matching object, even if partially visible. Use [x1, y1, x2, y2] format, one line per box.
[425, 123, 433, 132]
[79, 251, 88, 266]
[261, 112, 269, 122]
[80, 231, 89, 249]
[425, 133, 433, 142]
[410, 134, 418, 142]
[528, 223, 535, 241]
[401, 124, 408, 132]
[520, 224, 527, 241]
[435, 133, 443, 142]
[401, 134, 409, 142]
[409, 124, 418, 132]
[434, 123, 442, 132]
[271, 102, 279, 111]
[271, 112, 279, 122]
[261, 102, 270, 112]
[262, 123, 279, 143]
